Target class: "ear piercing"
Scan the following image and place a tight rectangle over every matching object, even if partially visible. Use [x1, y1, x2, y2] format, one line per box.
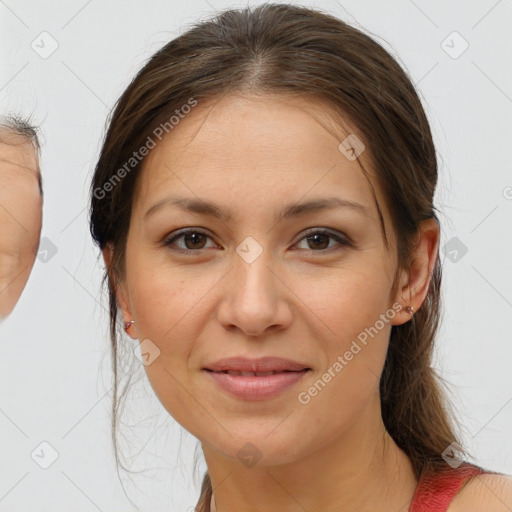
[404, 306, 414, 315]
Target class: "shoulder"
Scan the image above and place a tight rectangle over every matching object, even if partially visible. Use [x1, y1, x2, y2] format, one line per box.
[449, 472, 512, 511]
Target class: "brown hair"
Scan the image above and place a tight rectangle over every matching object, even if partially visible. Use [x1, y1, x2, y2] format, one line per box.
[89, 4, 466, 510]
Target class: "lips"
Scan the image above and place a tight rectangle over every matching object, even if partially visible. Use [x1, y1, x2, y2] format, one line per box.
[221, 370, 293, 376]
[202, 356, 311, 400]
[203, 356, 311, 374]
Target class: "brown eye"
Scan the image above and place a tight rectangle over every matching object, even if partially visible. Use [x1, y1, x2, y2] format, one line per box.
[306, 233, 330, 250]
[163, 228, 351, 254]
[295, 229, 351, 252]
[164, 230, 215, 252]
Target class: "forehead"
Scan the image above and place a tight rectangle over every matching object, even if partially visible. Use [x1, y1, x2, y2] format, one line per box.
[0, 130, 41, 181]
[133, 93, 385, 222]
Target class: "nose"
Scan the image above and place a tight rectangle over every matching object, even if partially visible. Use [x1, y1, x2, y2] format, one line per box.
[216, 249, 293, 337]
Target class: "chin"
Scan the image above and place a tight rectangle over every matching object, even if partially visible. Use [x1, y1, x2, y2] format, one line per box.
[199, 422, 314, 468]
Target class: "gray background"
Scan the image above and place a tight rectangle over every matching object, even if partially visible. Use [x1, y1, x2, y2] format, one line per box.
[1, 0, 511, 510]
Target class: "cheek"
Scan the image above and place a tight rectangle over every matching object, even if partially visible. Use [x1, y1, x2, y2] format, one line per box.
[125, 261, 220, 414]
[290, 262, 391, 412]
[129, 269, 202, 431]
[292, 260, 391, 349]
[127, 253, 214, 339]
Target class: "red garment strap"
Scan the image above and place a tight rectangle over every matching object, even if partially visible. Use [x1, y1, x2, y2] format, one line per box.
[409, 463, 484, 512]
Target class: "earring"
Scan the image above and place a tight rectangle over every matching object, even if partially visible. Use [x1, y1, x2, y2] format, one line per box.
[124, 320, 135, 332]
[404, 306, 414, 315]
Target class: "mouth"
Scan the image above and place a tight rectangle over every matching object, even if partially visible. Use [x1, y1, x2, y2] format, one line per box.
[204, 369, 311, 376]
[203, 355, 311, 374]
[202, 368, 312, 400]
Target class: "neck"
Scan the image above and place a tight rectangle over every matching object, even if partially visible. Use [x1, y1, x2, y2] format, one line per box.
[205, 393, 418, 512]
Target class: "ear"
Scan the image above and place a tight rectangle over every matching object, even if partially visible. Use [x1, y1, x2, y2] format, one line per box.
[102, 244, 138, 339]
[390, 218, 440, 326]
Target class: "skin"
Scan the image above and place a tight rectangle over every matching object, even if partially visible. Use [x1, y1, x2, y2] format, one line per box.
[0, 128, 42, 319]
[103, 93, 511, 511]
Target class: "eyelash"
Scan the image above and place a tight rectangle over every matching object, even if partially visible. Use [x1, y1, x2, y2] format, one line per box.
[163, 228, 352, 255]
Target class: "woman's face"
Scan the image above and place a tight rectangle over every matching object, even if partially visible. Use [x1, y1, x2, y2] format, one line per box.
[0, 130, 41, 319]
[111, 93, 413, 466]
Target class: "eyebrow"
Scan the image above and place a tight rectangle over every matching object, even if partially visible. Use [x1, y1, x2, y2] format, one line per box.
[144, 195, 371, 223]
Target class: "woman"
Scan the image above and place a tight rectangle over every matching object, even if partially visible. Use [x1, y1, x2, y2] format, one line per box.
[0, 115, 42, 319]
[89, 4, 512, 511]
